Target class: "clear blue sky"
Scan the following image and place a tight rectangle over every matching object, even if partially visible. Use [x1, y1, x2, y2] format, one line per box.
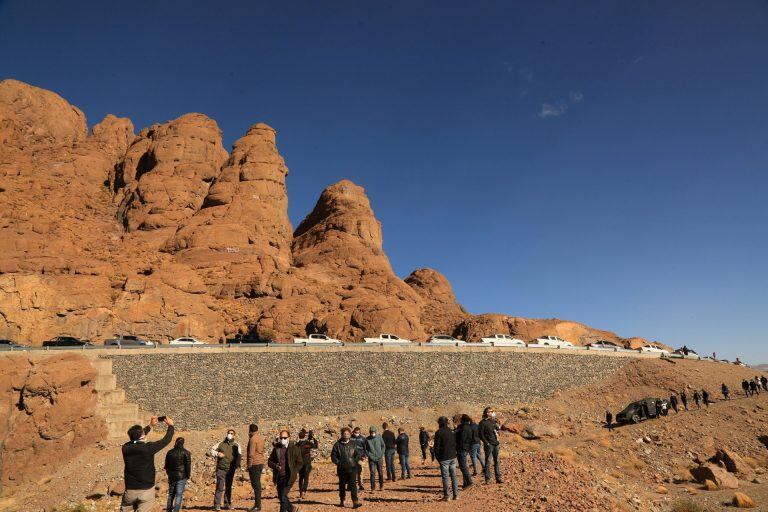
[2, 1, 766, 363]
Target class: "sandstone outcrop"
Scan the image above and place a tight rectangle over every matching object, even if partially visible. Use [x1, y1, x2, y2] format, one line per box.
[0, 78, 664, 347]
[0, 354, 105, 492]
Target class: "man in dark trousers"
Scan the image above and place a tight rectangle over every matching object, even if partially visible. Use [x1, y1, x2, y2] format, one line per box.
[762, 375, 768, 392]
[702, 389, 711, 407]
[469, 418, 484, 477]
[680, 390, 689, 411]
[210, 429, 242, 511]
[418, 426, 430, 464]
[478, 406, 503, 484]
[434, 416, 459, 501]
[605, 410, 613, 431]
[296, 428, 318, 500]
[669, 394, 679, 413]
[722, 383, 731, 400]
[121, 416, 175, 512]
[164, 436, 191, 512]
[331, 427, 362, 509]
[381, 422, 397, 482]
[693, 390, 701, 409]
[750, 380, 759, 396]
[742, 379, 750, 397]
[351, 427, 367, 491]
[395, 427, 412, 479]
[246, 424, 266, 512]
[365, 426, 386, 491]
[455, 414, 474, 487]
[267, 429, 303, 512]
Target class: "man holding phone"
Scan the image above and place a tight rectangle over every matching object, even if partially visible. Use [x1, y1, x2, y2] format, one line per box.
[121, 415, 175, 512]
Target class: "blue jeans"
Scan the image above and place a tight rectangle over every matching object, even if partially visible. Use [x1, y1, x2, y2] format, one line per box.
[439, 459, 459, 499]
[457, 450, 473, 486]
[398, 453, 411, 478]
[368, 458, 384, 489]
[483, 443, 502, 483]
[166, 479, 186, 512]
[385, 448, 396, 480]
[469, 444, 484, 475]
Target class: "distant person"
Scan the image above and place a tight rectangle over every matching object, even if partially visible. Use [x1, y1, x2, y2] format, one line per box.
[680, 390, 689, 411]
[742, 380, 750, 397]
[721, 383, 730, 401]
[246, 424, 266, 512]
[164, 437, 191, 512]
[434, 416, 459, 501]
[395, 427, 412, 479]
[754, 377, 761, 395]
[428, 431, 436, 463]
[469, 418, 484, 476]
[351, 427, 367, 491]
[693, 390, 701, 409]
[366, 426, 386, 491]
[750, 380, 758, 396]
[382, 422, 397, 482]
[296, 428, 318, 500]
[702, 389, 710, 407]
[478, 406, 503, 484]
[455, 414, 474, 487]
[669, 394, 679, 414]
[418, 426, 430, 464]
[210, 429, 242, 511]
[712, 352, 717, 360]
[605, 410, 614, 431]
[121, 416, 175, 512]
[762, 375, 768, 392]
[330, 427, 362, 509]
[267, 429, 303, 512]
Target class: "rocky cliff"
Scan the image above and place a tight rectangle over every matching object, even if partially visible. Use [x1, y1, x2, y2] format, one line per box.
[0, 79, 661, 347]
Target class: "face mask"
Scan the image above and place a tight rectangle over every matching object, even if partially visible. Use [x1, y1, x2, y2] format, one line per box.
[280, 438, 289, 447]
[226, 434, 234, 441]
[491, 412, 496, 419]
[352, 433, 359, 438]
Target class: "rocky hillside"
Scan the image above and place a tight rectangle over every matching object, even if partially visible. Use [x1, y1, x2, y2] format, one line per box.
[0, 79, 662, 347]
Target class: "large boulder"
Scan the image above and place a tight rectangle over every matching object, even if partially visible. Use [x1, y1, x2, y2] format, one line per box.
[690, 463, 740, 489]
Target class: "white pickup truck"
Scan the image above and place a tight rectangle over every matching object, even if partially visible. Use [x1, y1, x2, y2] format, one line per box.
[530, 335, 574, 348]
[363, 333, 412, 344]
[479, 334, 526, 347]
[293, 333, 343, 345]
[427, 334, 466, 345]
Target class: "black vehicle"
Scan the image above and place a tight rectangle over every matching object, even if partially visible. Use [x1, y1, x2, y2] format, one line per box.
[42, 336, 91, 347]
[225, 333, 266, 344]
[0, 339, 25, 349]
[104, 334, 154, 347]
[616, 397, 669, 424]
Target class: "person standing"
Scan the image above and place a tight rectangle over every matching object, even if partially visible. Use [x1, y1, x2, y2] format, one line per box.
[478, 406, 503, 484]
[702, 389, 710, 407]
[434, 416, 459, 501]
[605, 410, 614, 431]
[742, 379, 750, 397]
[750, 380, 758, 396]
[351, 427, 367, 491]
[418, 426, 429, 463]
[246, 424, 266, 512]
[469, 418, 484, 476]
[121, 416, 175, 512]
[365, 426, 386, 491]
[722, 384, 730, 400]
[693, 390, 701, 409]
[680, 390, 689, 411]
[210, 429, 242, 511]
[395, 428, 412, 479]
[296, 428, 318, 500]
[754, 377, 761, 395]
[382, 422, 397, 482]
[455, 414, 474, 487]
[669, 394, 679, 413]
[331, 427, 362, 509]
[267, 429, 303, 512]
[762, 375, 768, 392]
[164, 437, 191, 512]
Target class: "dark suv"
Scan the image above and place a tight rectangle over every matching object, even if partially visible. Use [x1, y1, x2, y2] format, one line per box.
[616, 397, 669, 424]
[0, 339, 25, 349]
[42, 336, 91, 347]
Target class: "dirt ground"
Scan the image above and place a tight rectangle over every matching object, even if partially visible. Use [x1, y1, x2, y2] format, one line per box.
[4, 358, 767, 512]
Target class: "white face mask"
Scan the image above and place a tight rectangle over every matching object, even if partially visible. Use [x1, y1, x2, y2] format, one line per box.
[280, 438, 289, 447]
[226, 434, 234, 441]
[491, 412, 497, 419]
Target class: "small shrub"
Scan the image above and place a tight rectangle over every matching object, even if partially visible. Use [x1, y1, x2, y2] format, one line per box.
[671, 499, 706, 512]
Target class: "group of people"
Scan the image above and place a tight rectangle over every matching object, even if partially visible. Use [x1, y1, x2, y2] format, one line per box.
[119, 405, 505, 512]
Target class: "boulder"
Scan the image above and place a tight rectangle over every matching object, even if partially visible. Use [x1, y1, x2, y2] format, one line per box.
[521, 423, 563, 440]
[709, 448, 748, 474]
[732, 492, 756, 508]
[690, 463, 739, 489]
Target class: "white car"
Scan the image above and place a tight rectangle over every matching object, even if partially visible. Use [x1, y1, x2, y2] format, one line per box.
[293, 333, 343, 345]
[169, 337, 206, 345]
[588, 340, 621, 350]
[534, 335, 574, 348]
[480, 334, 526, 347]
[427, 334, 466, 345]
[639, 344, 670, 355]
[363, 333, 412, 344]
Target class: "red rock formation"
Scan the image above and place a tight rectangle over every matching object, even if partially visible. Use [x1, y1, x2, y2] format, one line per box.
[0, 354, 105, 492]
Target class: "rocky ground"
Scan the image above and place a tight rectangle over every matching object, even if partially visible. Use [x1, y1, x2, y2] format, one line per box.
[3, 358, 767, 512]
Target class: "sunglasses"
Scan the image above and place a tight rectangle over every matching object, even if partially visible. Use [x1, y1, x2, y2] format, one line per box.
[280, 436, 289, 440]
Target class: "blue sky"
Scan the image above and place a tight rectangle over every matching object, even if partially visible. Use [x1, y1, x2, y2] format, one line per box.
[2, 1, 767, 362]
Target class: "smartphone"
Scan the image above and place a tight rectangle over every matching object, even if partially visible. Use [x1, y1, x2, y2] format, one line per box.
[158, 416, 167, 422]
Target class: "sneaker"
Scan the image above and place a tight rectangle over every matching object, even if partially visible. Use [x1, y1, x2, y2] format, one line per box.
[353, 502, 363, 509]
[337, 503, 345, 508]
[452, 495, 459, 500]
[496, 480, 504, 484]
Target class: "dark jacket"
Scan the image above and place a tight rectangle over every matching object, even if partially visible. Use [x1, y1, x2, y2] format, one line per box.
[331, 439, 361, 474]
[455, 423, 473, 452]
[433, 426, 457, 462]
[382, 429, 396, 451]
[478, 418, 499, 446]
[296, 437, 318, 465]
[268, 441, 303, 487]
[122, 425, 175, 490]
[164, 446, 191, 482]
[395, 433, 410, 455]
[470, 423, 482, 446]
[418, 430, 429, 447]
[212, 439, 242, 472]
[352, 434, 368, 460]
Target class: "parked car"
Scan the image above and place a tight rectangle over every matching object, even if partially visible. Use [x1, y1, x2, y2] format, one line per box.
[427, 334, 466, 345]
[42, 336, 91, 347]
[616, 397, 669, 424]
[226, 333, 266, 344]
[534, 335, 573, 348]
[104, 334, 155, 347]
[169, 337, 206, 346]
[0, 339, 25, 349]
[480, 334, 526, 347]
[588, 340, 620, 350]
[639, 344, 670, 355]
[363, 334, 412, 344]
[293, 333, 343, 344]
